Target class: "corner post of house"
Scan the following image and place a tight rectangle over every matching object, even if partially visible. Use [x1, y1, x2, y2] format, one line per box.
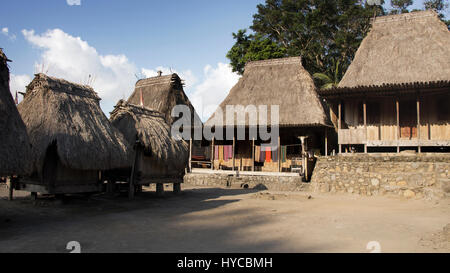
[232, 133, 235, 171]
[278, 136, 281, 172]
[363, 100, 367, 153]
[211, 137, 215, 170]
[417, 92, 421, 153]
[189, 138, 192, 172]
[325, 127, 328, 157]
[396, 97, 400, 153]
[338, 101, 342, 154]
[252, 137, 255, 172]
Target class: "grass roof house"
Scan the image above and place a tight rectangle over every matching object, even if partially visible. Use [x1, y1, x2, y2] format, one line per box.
[203, 57, 330, 179]
[0, 49, 32, 177]
[17, 73, 132, 195]
[109, 100, 188, 195]
[318, 10, 450, 153]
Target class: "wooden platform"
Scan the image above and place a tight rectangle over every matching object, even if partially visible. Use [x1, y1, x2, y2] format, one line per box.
[190, 168, 301, 177]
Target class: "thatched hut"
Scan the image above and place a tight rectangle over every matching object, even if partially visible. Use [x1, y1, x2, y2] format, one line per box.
[109, 100, 188, 195]
[127, 73, 200, 127]
[319, 10, 450, 153]
[16, 73, 132, 195]
[0, 48, 32, 182]
[203, 57, 331, 179]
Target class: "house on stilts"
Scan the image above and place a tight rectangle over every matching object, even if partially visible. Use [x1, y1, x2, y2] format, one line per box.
[0, 49, 32, 198]
[197, 57, 332, 181]
[319, 10, 450, 154]
[16, 74, 132, 197]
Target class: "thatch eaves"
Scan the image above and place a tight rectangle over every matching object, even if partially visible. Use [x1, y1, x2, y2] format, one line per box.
[0, 49, 33, 176]
[205, 57, 329, 128]
[17, 73, 132, 173]
[337, 10, 450, 90]
[110, 100, 188, 170]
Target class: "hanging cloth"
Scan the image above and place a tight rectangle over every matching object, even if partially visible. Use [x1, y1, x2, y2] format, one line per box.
[272, 146, 278, 162]
[215, 145, 219, 160]
[265, 146, 272, 162]
[219, 145, 224, 162]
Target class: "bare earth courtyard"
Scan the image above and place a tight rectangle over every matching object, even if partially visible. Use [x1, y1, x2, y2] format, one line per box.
[0, 184, 449, 253]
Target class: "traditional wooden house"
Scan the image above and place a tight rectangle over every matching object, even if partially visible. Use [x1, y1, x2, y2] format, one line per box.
[16, 74, 132, 196]
[319, 11, 450, 154]
[127, 72, 200, 126]
[109, 100, 188, 196]
[203, 57, 331, 180]
[0, 49, 32, 192]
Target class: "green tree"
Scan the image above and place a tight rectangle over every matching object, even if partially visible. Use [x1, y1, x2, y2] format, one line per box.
[226, 29, 287, 75]
[313, 58, 342, 89]
[226, 0, 385, 81]
[390, 0, 414, 14]
[424, 0, 450, 29]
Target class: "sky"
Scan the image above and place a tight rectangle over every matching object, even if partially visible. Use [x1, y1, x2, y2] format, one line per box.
[0, 0, 447, 120]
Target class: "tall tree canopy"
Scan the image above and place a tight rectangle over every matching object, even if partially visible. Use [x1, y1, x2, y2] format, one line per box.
[227, 0, 449, 87]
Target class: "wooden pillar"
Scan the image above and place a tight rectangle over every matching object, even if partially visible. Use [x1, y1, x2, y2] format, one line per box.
[338, 101, 342, 154]
[363, 101, 367, 153]
[7, 177, 13, 201]
[396, 98, 400, 153]
[325, 128, 328, 157]
[173, 183, 181, 194]
[189, 138, 192, 172]
[252, 137, 255, 172]
[156, 183, 164, 196]
[417, 95, 421, 153]
[211, 137, 215, 170]
[232, 134, 235, 171]
[278, 136, 281, 172]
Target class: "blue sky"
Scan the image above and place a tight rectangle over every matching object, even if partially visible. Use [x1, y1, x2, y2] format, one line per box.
[0, 0, 447, 119]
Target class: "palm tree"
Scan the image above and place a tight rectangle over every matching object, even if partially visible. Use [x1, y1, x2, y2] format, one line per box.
[313, 59, 341, 90]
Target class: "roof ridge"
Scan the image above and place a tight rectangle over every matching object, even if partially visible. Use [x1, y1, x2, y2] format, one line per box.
[373, 10, 437, 25]
[245, 57, 302, 70]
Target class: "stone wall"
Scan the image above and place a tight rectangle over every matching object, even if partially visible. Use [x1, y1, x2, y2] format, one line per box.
[310, 154, 450, 199]
[184, 173, 310, 192]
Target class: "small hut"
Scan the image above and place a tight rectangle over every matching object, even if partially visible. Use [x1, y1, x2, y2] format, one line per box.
[16, 74, 132, 196]
[0, 49, 32, 188]
[319, 11, 450, 153]
[109, 100, 188, 195]
[203, 57, 331, 180]
[127, 73, 200, 126]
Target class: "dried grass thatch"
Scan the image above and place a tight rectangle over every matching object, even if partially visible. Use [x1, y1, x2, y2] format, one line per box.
[17, 74, 132, 174]
[205, 57, 329, 127]
[127, 73, 200, 127]
[110, 100, 188, 170]
[0, 49, 32, 176]
[339, 10, 450, 88]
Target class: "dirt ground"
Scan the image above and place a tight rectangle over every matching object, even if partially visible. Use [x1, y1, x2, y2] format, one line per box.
[0, 183, 449, 253]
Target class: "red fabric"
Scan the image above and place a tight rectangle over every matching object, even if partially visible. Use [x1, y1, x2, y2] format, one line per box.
[265, 147, 271, 162]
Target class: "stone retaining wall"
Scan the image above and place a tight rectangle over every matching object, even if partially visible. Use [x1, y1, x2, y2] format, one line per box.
[184, 173, 309, 192]
[310, 154, 450, 199]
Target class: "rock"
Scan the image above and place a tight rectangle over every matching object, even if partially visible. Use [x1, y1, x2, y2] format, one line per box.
[320, 184, 330, 193]
[397, 181, 407, 187]
[371, 178, 380, 187]
[404, 190, 416, 199]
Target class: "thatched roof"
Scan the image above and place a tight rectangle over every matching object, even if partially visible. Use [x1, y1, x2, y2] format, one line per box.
[0, 49, 32, 176]
[127, 73, 201, 127]
[110, 100, 188, 170]
[338, 10, 450, 89]
[205, 57, 329, 127]
[18, 73, 132, 173]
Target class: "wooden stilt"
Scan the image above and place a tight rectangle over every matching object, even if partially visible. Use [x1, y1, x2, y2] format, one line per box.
[417, 94, 421, 153]
[325, 128, 328, 157]
[396, 98, 400, 153]
[278, 136, 281, 172]
[252, 137, 255, 172]
[232, 135, 235, 171]
[173, 183, 181, 194]
[7, 177, 13, 201]
[338, 101, 342, 154]
[189, 138, 192, 172]
[211, 137, 215, 170]
[364, 101, 367, 153]
[156, 183, 164, 196]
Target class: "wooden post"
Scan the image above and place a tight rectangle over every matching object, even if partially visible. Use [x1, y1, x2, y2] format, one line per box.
[211, 137, 215, 170]
[7, 177, 13, 201]
[252, 137, 255, 172]
[189, 138, 192, 172]
[417, 95, 421, 153]
[396, 98, 400, 153]
[232, 135, 235, 171]
[156, 183, 164, 196]
[325, 128, 328, 157]
[338, 101, 342, 154]
[173, 183, 181, 194]
[278, 136, 281, 172]
[363, 101, 367, 153]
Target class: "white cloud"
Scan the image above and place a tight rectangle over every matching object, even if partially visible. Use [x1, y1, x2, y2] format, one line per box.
[67, 0, 81, 6]
[22, 28, 138, 112]
[188, 63, 240, 121]
[1, 27, 16, 41]
[9, 74, 32, 103]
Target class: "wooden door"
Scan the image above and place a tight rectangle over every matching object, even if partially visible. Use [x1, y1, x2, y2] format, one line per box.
[400, 100, 417, 139]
